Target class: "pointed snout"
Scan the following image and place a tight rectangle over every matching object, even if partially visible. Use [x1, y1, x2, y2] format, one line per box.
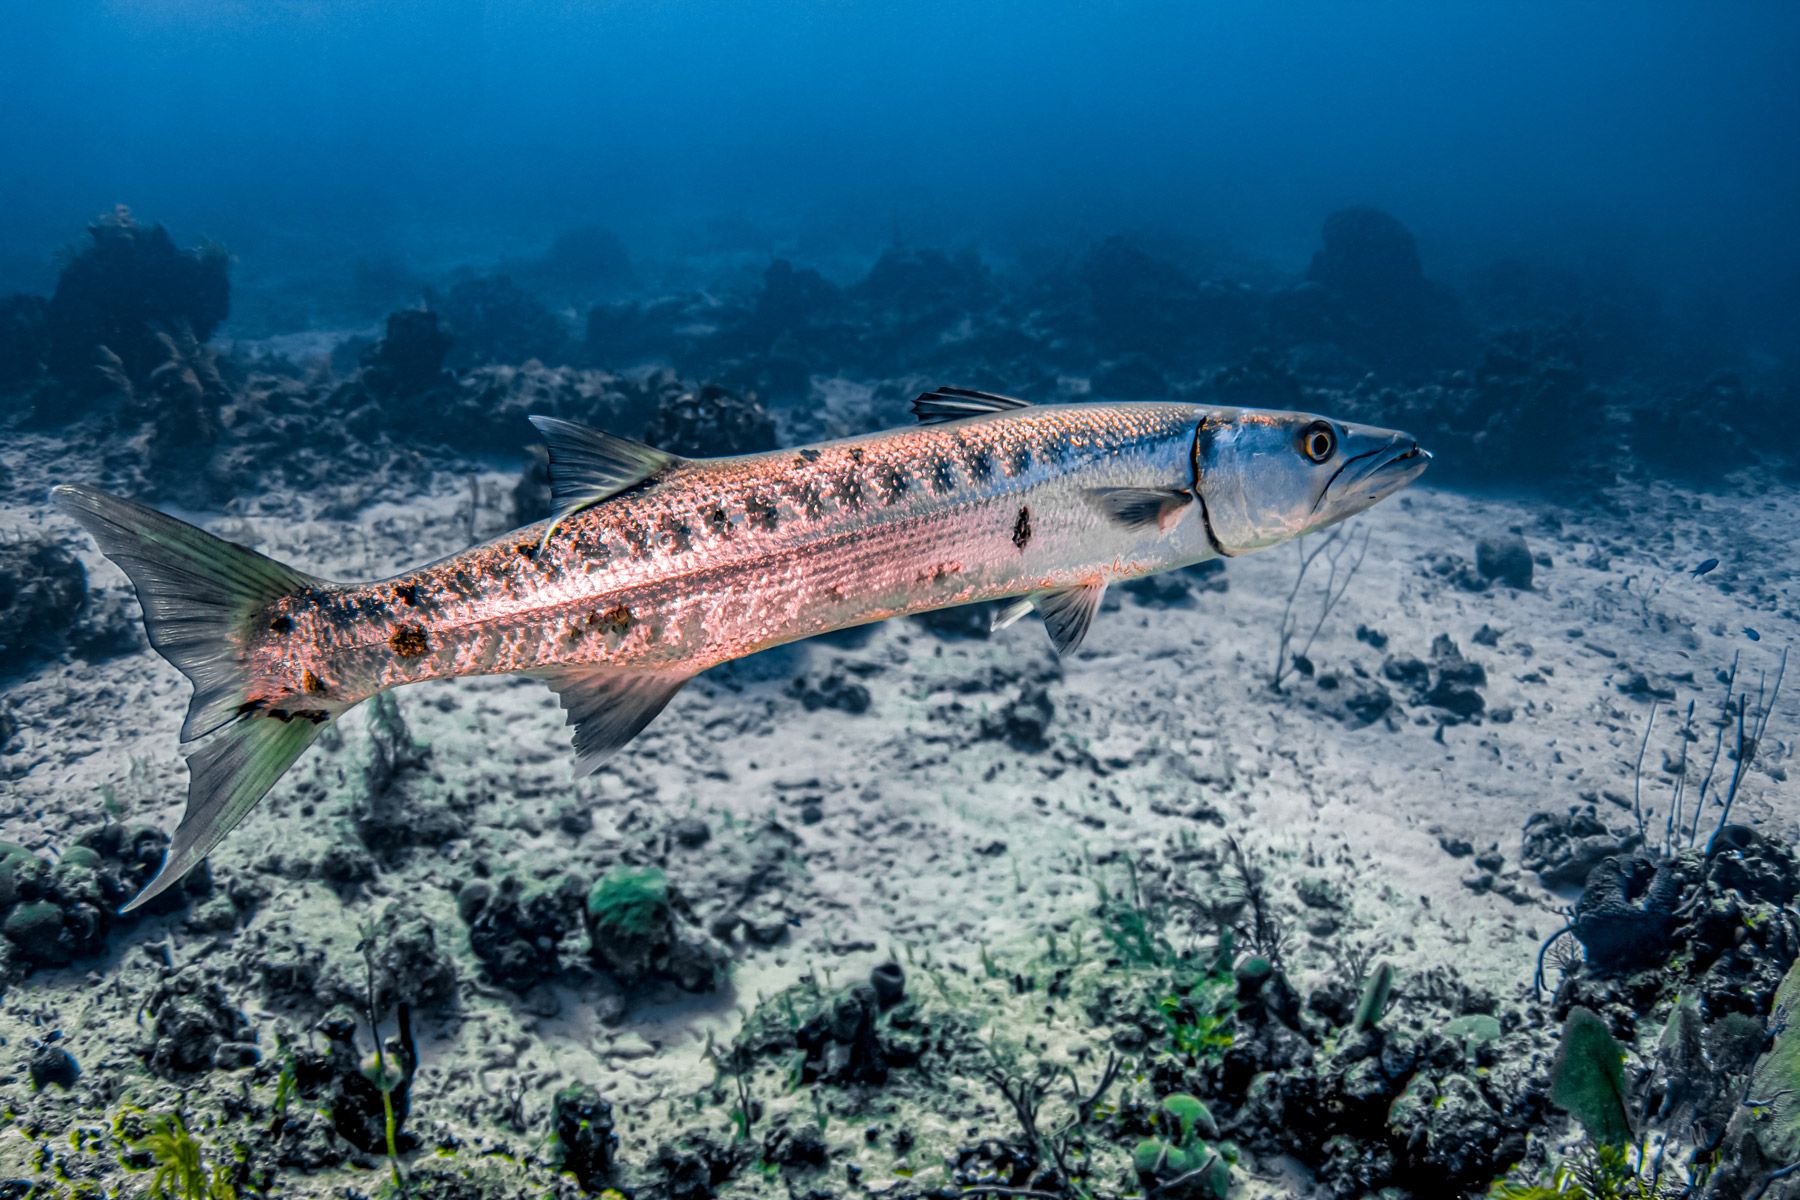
[1329, 425, 1432, 512]
[1369, 433, 1432, 494]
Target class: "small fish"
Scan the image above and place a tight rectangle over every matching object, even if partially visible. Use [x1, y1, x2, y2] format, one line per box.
[1690, 558, 1719, 578]
[56, 387, 1430, 910]
[1745, 627, 1761, 641]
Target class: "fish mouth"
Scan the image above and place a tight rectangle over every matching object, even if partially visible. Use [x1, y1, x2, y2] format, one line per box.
[1327, 438, 1432, 511]
[1383, 442, 1432, 476]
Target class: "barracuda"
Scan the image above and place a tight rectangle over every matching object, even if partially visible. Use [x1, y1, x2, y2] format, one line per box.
[53, 387, 1430, 909]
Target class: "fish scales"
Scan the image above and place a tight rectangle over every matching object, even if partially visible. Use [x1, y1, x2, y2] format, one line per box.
[249, 403, 1207, 705]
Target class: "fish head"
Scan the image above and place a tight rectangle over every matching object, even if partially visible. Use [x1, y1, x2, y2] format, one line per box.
[1195, 408, 1430, 555]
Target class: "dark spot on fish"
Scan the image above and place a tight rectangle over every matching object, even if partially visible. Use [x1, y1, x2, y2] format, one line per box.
[268, 708, 290, 722]
[793, 480, 826, 519]
[662, 519, 694, 553]
[515, 540, 537, 560]
[839, 472, 867, 509]
[1012, 506, 1033, 550]
[883, 466, 910, 504]
[395, 584, 418, 607]
[705, 506, 729, 533]
[1009, 445, 1033, 475]
[301, 670, 325, 695]
[930, 457, 958, 494]
[797, 448, 822, 463]
[745, 495, 780, 531]
[965, 446, 995, 481]
[848, 447, 865, 464]
[389, 624, 429, 658]
[598, 605, 633, 634]
[268, 614, 294, 634]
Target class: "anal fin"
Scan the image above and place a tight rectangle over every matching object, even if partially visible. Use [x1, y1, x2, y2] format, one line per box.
[540, 664, 695, 774]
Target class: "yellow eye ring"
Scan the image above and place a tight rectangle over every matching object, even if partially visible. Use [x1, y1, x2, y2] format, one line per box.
[1301, 422, 1337, 463]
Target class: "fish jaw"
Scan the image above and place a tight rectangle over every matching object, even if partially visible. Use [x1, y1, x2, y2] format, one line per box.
[1315, 437, 1432, 528]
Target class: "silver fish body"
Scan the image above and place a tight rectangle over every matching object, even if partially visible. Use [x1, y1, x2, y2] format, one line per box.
[274, 402, 1213, 703]
[53, 389, 1429, 908]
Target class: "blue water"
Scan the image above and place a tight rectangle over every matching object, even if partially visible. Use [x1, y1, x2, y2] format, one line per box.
[1, 5, 1797, 1199]
[4, 2, 1797, 330]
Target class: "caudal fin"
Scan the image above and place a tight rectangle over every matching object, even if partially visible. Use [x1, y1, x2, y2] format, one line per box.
[52, 484, 331, 912]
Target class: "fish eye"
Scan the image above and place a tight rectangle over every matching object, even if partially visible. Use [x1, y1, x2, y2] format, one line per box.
[1299, 421, 1336, 463]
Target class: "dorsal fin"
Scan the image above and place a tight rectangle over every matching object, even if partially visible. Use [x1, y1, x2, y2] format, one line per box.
[528, 415, 682, 533]
[911, 386, 1035, 424]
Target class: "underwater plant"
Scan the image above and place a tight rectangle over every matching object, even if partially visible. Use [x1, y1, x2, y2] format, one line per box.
[1550, 1008, 1633, 1151]
[1158, 950, 1240, 1064]
[1270, 524, 1371, 691]
[1486, 1011, 1675, 1199]
[1096, 861, 1172, 969]
[254, 925, 424, 1190]
[587, 865, 667, 943]
[1132, 1093, 1237, 1200]
[1496, 984, 1800, 1199]
[135, 1112, 237, 1200]
[1489, 1143, 1683, 1200]
[1628, 645, 1790, 858]
[983, 1049, 1124, 1200]
[1350, 960, 1397, 1033]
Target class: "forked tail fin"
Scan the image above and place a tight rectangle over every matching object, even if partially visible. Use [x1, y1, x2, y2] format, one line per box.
[52, 484, 332, 912]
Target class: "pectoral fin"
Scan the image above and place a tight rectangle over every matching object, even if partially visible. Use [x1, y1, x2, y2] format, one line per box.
[1089, 487, 1193, 533]
[539, 664, 695, 774]
[528, 415, 683, 536]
